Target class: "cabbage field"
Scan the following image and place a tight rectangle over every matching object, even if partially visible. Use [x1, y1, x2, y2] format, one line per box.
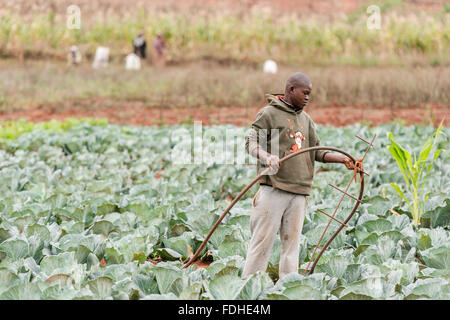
[0, 122, 448, 300]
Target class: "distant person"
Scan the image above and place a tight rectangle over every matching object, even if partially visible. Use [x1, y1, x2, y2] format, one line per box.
[263, 59, 278, 74]
[153, 32, 166, 67]
[125, 53, 141, 70]
[133, 32, 147, 59]
[67, 45, 82, 66]
[92, 46, 110, 69]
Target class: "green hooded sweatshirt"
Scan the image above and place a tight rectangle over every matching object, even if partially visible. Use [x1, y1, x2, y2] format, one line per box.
[245, 94, 329, 196]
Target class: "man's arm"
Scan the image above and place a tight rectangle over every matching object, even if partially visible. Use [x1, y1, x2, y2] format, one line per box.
[245, 109, 280, 171]
[248, 141, 280, 171]
[309, 118, 356, 170]
[323, 153, 355, 170]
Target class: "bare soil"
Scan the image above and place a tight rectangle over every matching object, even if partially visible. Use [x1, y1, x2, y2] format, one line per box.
[147, 258, 212, 270]
[0, 98, 447, 127]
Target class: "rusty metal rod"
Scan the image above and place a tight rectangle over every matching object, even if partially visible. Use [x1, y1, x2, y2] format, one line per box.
[355, 135, 374, 146]
[307, 176, 365, 275]
[183, 146, 356, 269]
[316, 209, 348, 227]
[360, 134, 377, 162]
[361, 170, 370, 177]
[302, 168, 355, 276]
[307, 135, 377, 275]
[328, 184, 361, 202]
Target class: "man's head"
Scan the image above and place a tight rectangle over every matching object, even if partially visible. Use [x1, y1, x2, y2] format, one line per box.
[284, 72, 312, 109]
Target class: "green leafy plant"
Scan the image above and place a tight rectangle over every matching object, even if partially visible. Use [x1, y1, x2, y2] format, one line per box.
[0, 118, 108, 140]
[387, 120, 444, 226]
[0, 122, 448, 300]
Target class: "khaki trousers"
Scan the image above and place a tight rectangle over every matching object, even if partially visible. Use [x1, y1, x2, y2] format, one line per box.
[242, 185, 307, 280]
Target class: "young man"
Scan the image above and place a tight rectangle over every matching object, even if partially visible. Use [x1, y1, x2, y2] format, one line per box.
[243, 72, 356, 280]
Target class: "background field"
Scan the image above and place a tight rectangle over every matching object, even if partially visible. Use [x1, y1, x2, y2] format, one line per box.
[2, 0, 449, 66]
[0, 0, 449, 126]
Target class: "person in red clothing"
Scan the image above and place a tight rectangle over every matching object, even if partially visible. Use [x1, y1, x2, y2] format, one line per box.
[153, 32, 166, 67]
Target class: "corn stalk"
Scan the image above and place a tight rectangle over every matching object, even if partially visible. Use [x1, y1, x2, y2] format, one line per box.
[387, 119, 444, 226]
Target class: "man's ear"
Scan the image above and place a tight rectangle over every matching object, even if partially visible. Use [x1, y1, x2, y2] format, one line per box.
[288, 86, 295, 94]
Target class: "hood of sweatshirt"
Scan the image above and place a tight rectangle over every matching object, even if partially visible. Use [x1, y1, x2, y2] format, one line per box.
[266, 94, 303, 115]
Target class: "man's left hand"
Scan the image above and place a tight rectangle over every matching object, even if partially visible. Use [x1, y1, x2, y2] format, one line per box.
[343, 157, 364, 173]
[343, 157, 355, 170]
[324, 153, 362, 172]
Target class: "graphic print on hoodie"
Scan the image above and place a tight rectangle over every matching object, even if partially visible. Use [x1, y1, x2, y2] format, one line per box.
[245, 94, 329, 196]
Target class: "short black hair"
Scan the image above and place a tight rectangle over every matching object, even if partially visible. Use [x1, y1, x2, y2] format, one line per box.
[285, 72, 311, 91]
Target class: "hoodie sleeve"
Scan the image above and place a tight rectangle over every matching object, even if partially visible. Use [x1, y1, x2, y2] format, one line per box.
[245, 108, 270, 155]
[309, 118, 329, 163]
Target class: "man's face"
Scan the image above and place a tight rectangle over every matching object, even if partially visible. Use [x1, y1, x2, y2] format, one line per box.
[289, 83, 312, 108]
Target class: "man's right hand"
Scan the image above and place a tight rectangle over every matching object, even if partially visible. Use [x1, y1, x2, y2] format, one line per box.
[251, 147, 281, 174]
[263, 154, 280, 174]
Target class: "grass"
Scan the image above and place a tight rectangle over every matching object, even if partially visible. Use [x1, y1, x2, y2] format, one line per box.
[0, 5, 449, 67]
[0, 117, 108, 140]
[0, 59, 449, 111]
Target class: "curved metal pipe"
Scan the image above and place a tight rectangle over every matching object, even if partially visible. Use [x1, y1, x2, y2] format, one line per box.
[183, 146, 358, 269]
[307, 176, 364, 274]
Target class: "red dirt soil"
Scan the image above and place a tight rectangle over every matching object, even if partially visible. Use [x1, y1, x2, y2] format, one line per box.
[0, 99, 448, 127]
